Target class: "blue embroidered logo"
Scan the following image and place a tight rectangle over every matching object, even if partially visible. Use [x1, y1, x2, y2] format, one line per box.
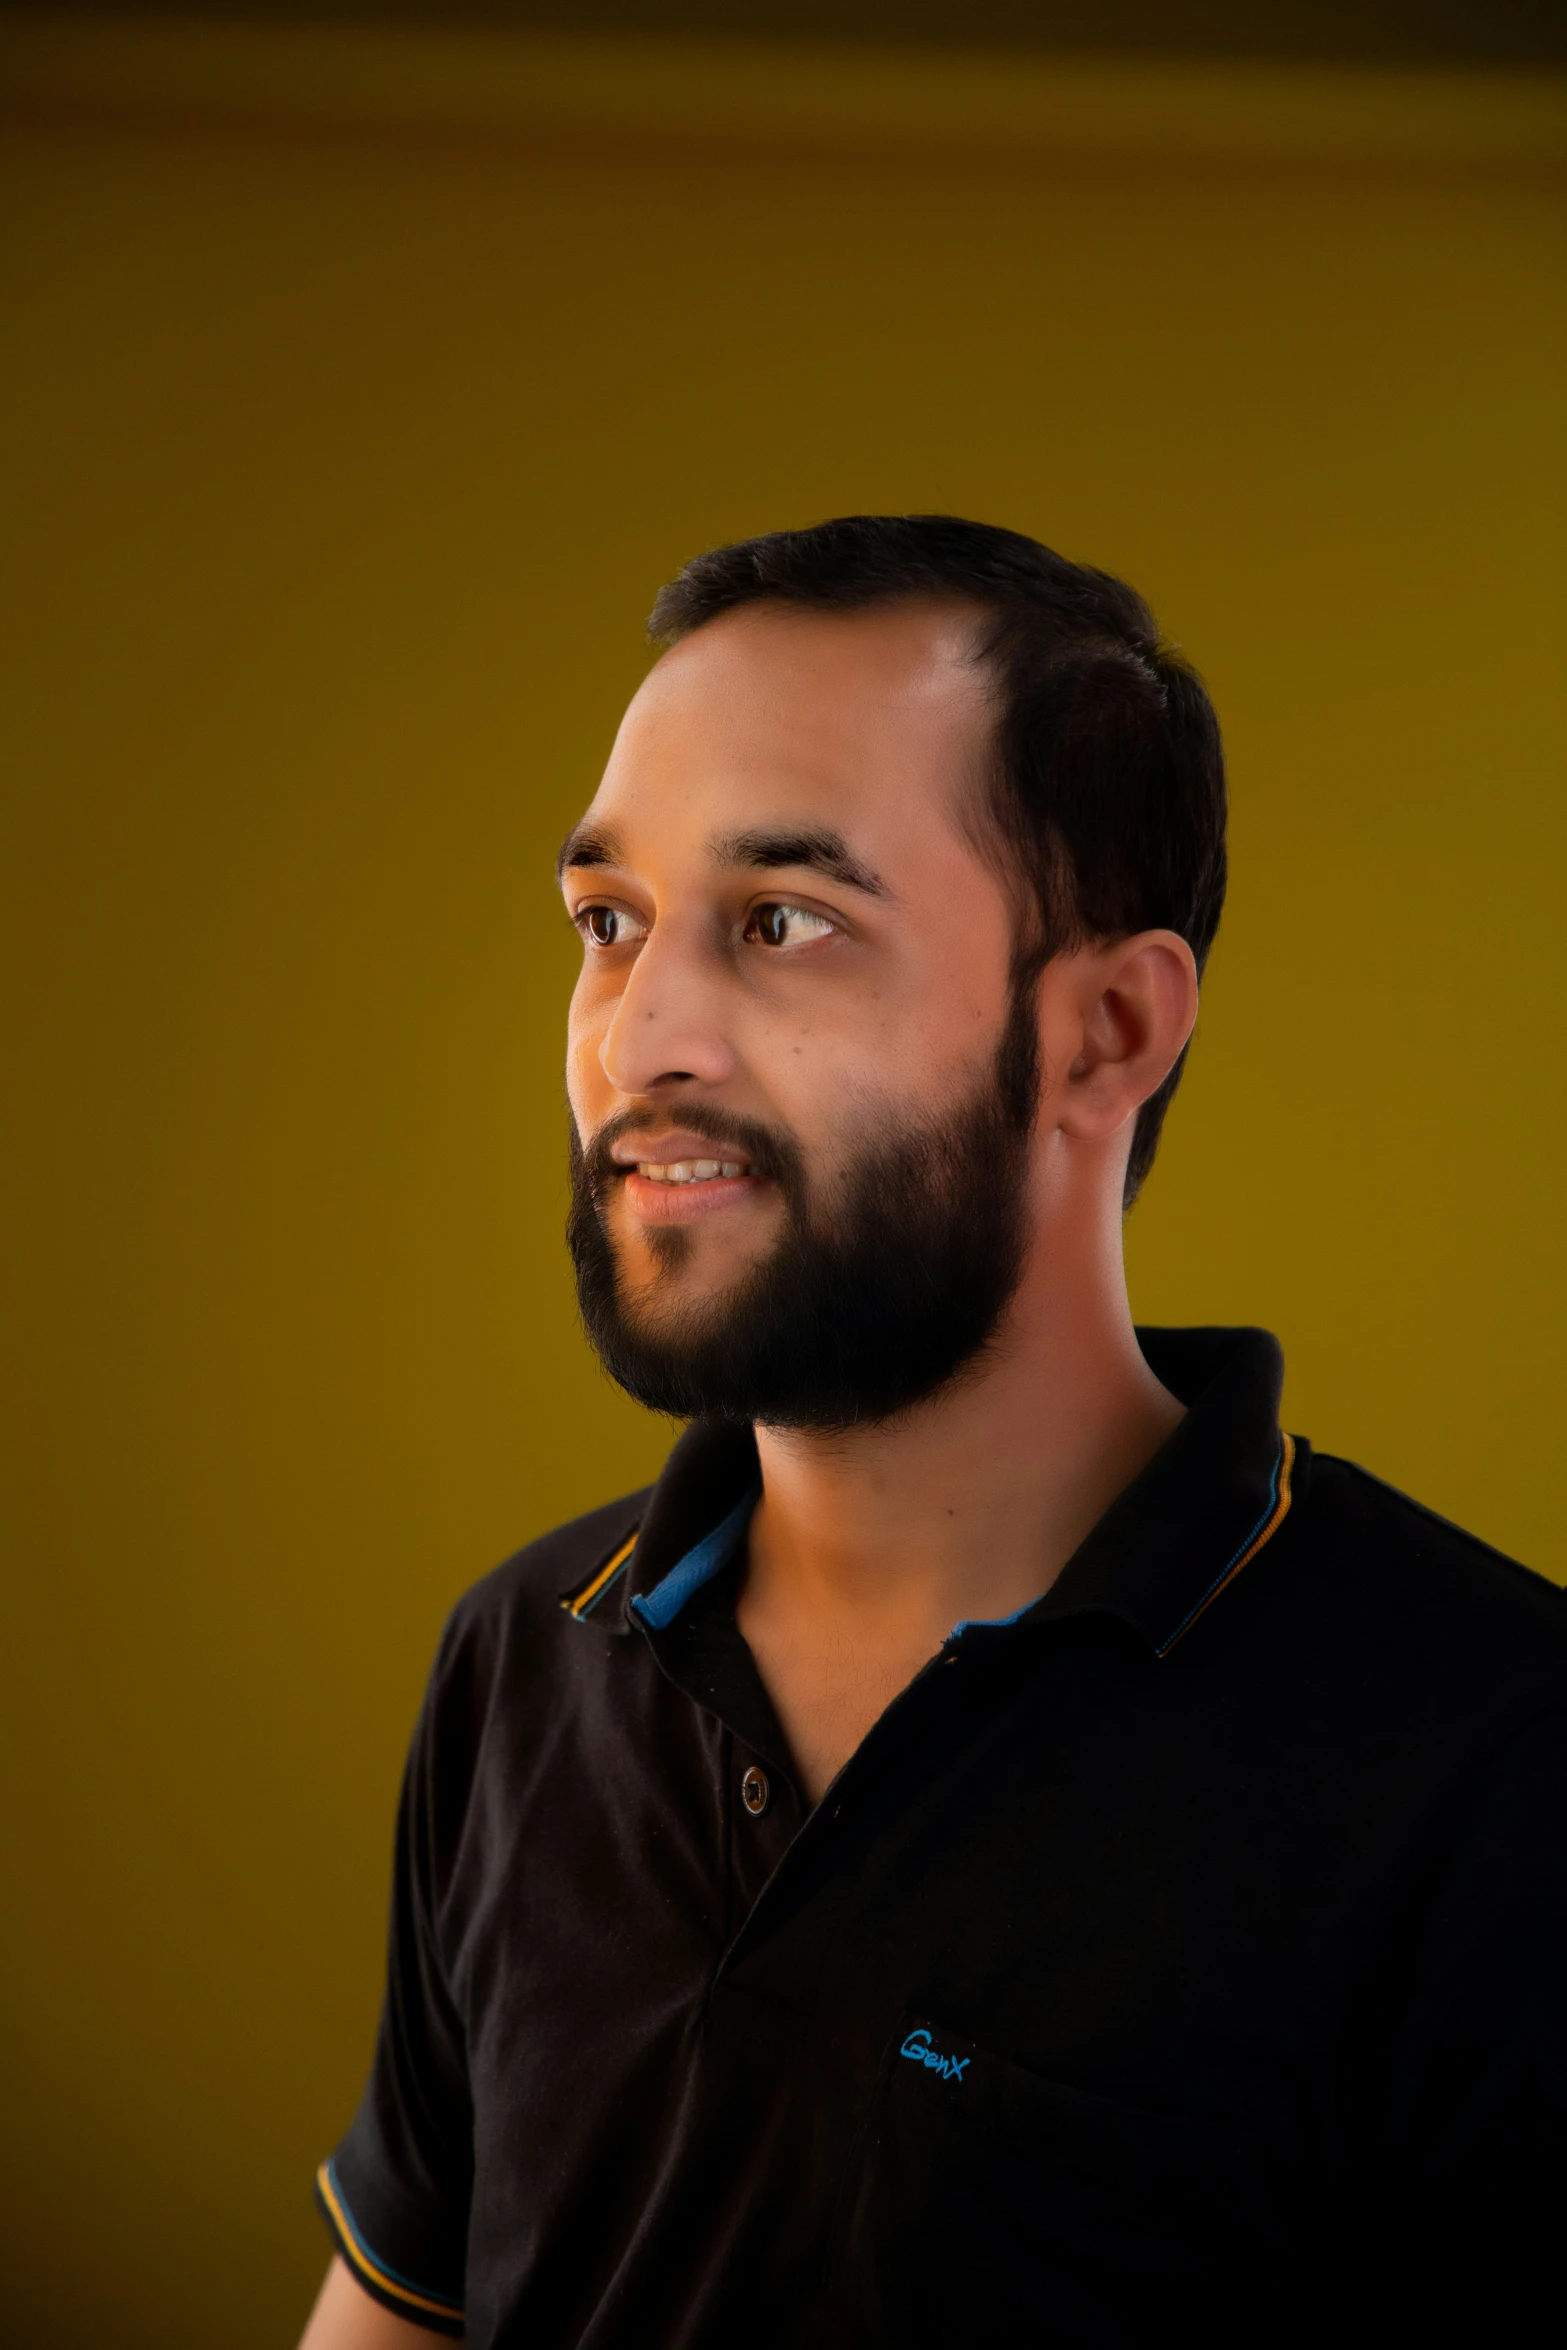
[900, 2028, 969, 2084]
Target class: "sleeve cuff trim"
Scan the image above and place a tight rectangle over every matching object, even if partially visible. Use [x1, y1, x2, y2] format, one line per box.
[316, 2160, 465, 2330]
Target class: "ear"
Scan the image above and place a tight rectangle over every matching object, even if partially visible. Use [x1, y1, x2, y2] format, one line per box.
[1040, 930, 1200, 1144]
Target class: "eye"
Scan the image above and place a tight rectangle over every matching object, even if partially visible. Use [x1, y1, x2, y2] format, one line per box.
[576, 903, 647, 949]
[745, 901, 837, 949]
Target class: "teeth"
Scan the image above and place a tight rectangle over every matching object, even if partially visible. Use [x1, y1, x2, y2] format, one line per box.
[636, 1159, 748, 1184]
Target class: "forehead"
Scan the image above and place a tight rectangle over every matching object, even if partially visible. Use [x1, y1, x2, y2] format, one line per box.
[583, 601, 995, 860]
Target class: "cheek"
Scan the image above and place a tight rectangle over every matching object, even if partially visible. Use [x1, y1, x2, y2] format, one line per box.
[756, 1017, 994, 1178]
[807, 960, 1007, 1104]
[739, 968, 1002, 1129]
[564, 982, 609, 1119]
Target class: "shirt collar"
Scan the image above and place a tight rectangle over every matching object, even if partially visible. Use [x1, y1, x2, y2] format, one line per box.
[600, 1326, 1302, 1657]
[629, 1485, 759, 1632]
[1012, 1326, 1299, 1655]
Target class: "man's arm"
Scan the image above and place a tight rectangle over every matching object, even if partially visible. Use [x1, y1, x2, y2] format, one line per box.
[307, 1626, 474, 2340]
[298, 2257, 455, 2350]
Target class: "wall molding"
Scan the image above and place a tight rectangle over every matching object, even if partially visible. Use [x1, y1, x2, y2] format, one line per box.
[3, 10, 1564, 165]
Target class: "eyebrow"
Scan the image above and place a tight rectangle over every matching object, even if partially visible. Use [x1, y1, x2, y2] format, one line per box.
[712, 826, 890, 897]
[555, 823, 623, 881]
[556, 819, 891, 898]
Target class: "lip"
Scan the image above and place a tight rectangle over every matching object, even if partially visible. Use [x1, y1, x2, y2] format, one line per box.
[609, 1130, 755, 1173]
[620, 1168, 763, 1224]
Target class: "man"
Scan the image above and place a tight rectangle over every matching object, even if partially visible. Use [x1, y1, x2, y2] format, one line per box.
[301, 517, 1564, 2350]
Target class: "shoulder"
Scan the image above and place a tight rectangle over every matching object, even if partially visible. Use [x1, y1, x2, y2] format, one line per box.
[1300, 1449, 1563, 1619]
[408, 1485, 653, 1752]
[389, 1487, 658, 1856]
[442, 1484, 651, 1658]
[1278, 1445, 1567, 1718]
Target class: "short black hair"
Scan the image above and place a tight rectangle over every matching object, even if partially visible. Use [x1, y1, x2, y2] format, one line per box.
[648, 514, 1227, 1205]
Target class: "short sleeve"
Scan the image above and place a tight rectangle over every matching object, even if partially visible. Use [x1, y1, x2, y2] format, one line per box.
[315, 1633, 474, 2336]
[1362, 1703, 1567, 2328]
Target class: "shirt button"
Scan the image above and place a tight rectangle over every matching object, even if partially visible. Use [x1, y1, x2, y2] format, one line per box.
[741, 1765, 770, 1817]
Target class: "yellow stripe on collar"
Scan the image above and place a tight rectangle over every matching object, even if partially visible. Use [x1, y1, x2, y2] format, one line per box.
[562, 1532, 638, 1621]
[1157, 1431, 1296, 1656]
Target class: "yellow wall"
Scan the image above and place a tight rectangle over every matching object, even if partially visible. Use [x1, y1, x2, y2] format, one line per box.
[2, 22, 1563, 2345]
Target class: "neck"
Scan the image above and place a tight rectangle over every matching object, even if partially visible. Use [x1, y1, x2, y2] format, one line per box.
[746, 1164, 1182, 1641]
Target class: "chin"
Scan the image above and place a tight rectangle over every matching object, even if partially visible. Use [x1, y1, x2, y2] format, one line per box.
[627, 1213, 775, 1293]
[623, 1269, 742, 1336]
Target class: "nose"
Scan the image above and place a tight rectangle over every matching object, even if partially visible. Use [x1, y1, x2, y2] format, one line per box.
[597, 920, 738, 1097]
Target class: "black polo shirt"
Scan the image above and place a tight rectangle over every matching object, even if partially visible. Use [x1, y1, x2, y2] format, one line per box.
[317, 1327, 1567, 2347]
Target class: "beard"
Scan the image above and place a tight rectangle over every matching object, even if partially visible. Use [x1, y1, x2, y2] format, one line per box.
[566, 991, 1039, 1433]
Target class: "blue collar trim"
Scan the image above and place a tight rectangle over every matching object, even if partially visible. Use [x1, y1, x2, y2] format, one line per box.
[630, 1486, 760, 1632]
[948, 1597, 1037, 1640]
[629, 1485, 1048, 1643]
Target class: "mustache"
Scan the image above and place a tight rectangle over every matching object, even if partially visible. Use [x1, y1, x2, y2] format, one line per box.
[573, 1104, 805, 1199]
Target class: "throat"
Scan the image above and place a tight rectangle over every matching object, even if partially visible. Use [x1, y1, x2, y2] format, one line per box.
[733, 1312, 1187, 1800]
[734, 1574, 952, 1804]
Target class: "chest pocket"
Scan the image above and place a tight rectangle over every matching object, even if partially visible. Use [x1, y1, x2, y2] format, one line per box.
[838, 2016, 1246, 2350]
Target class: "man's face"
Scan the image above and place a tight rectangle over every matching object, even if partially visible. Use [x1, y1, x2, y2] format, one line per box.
[560, 600, 1033, 1427]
